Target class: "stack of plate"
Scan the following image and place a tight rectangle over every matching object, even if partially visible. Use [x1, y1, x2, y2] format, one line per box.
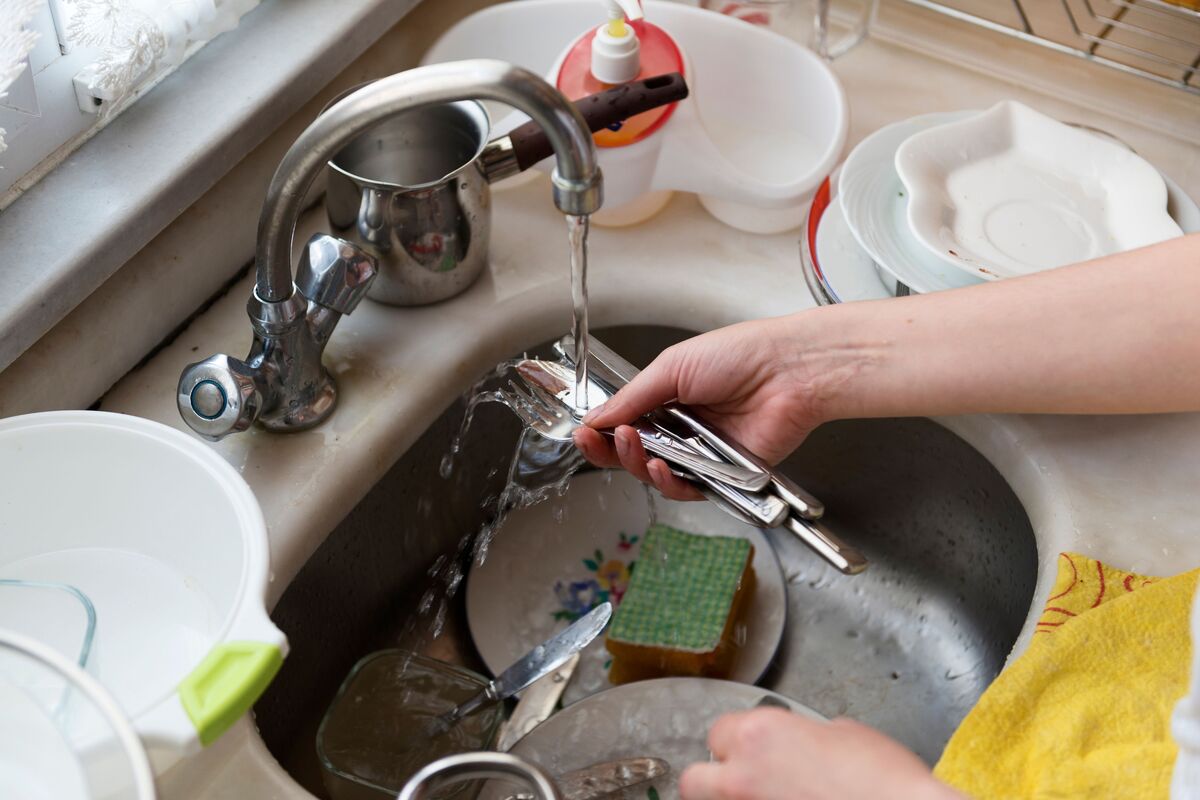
[803, 102, 1199, 305]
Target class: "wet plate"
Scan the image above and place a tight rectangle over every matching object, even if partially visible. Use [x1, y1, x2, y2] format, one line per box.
[479, 678, 822, 800]
[465, 470, 786, 706]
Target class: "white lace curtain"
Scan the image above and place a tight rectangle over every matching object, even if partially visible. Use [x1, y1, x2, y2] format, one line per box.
[1, 0, 258, 153]
[0, 0, 41, 155]
[68, 0, 259, 103]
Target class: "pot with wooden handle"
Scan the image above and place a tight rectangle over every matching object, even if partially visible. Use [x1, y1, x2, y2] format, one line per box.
[323, 73, 688, 306]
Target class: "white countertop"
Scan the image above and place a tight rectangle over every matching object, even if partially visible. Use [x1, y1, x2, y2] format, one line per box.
[99, 24, 1200, 800]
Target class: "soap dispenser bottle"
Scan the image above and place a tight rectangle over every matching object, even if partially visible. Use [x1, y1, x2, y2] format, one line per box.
[555, 0, 687, 224]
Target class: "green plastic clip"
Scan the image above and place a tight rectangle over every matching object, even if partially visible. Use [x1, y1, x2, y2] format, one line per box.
[179, 641, 283, 746]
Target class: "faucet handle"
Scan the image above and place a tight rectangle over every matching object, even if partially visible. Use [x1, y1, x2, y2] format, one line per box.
[177, 354, 264, 440]
[295, 234, 377, 314]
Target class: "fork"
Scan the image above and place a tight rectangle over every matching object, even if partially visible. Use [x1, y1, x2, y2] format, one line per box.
[499, 377, 769, 492]
[499, 379, 577, 442]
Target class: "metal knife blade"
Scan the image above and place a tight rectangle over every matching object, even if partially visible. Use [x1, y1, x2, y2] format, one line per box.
[440, 603, 611, 729]
[505, 757, 670, 800]
[492, 601, 611, 699]
[496, 653, 580, 752]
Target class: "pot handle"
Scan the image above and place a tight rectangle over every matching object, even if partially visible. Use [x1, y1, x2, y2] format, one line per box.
[500, 72, 689, 175]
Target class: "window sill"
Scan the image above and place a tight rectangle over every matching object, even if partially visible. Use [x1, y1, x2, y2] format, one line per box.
[0, 0, 424, 373]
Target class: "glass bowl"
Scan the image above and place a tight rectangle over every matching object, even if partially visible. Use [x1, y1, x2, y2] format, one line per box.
[317, 650, 504, 800]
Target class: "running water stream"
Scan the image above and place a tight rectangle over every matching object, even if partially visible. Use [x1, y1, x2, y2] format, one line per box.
[567, 214, 591, 412]
[400, 214, 596, 656]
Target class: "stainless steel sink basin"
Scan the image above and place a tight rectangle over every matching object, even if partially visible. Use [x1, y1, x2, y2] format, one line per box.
[254, 325, 1037, 795]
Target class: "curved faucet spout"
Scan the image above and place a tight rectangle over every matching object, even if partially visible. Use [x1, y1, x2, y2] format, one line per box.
[178, 59, 602, 441]
[255, 59, 603, 303]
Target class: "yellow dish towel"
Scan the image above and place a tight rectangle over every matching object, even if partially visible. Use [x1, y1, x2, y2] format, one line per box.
[935, 552, 1199, 799]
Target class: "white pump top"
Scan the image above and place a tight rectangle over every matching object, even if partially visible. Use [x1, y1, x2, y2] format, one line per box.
[602, 0, 644, 20]
[592, 0, 644, 84]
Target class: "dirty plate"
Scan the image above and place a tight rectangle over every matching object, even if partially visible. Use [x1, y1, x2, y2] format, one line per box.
[465, 470, 786, 706]
[895, 100, 1182, 279]
[478, 678, 822, 800]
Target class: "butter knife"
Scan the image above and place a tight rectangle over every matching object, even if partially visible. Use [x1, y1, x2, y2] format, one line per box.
[437, 602, 611, 730]
[562, 334, 825, 520]
[558, 336, 867, 575]
[532, 358, 787, 527]
[496, 653, 580, 752]
[524, 358, 768, 492]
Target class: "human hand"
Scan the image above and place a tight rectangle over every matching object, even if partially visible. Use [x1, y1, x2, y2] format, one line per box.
[572, 316, 832, 501]
[680, 709, 963, 800]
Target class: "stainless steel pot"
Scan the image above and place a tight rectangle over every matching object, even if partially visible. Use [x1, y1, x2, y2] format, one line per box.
[326, 100, 492, 306]
[324, 74, 689, 306]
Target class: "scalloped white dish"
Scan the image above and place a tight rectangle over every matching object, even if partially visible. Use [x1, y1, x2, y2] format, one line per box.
[895, 101, 1183, 280]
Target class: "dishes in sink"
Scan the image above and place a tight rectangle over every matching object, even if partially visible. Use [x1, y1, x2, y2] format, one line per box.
[478, 678, 822, 800]
[895, 101, 1183, 280]
[464, 470, 786, 706]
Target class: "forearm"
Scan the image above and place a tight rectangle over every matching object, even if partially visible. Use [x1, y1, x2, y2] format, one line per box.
[799, 233, 1200, 421]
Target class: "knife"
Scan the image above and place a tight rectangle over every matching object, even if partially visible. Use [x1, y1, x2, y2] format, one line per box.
[526, 358, 769, 493]
[437, 603, 612, 730]
[562, 334, 826, 520]
[496, 653, 580, 752]
[534, 358, 788, 527]
[557, 336, 867, 575]
[504, 757, 670, 800]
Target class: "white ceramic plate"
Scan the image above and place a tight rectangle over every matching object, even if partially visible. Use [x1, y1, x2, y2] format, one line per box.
[479, 678, 822, 800]
[813, 173, 896, 303]
[895, 101, 1183, 280]
[839, 112, 986, 294]
[813, 172, 1199, 303]
[465, 470, 787, 706]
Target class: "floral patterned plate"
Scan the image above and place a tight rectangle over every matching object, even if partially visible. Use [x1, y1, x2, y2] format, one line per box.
[465, 470, 787, 706]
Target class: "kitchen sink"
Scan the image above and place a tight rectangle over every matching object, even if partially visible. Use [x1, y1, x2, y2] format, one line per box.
[254, 325, 1038, 795]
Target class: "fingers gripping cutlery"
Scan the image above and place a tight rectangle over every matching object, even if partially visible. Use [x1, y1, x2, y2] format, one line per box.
[553, 336, 867, 575]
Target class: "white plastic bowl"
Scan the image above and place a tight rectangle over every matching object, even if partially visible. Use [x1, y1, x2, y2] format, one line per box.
[0, 411, 286, 772]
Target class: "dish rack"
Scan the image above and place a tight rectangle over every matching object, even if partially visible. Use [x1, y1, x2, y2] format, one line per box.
[898, 0, 1200, 95]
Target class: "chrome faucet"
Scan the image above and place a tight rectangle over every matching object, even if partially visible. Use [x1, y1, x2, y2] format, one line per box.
[177, 60, 603, 440]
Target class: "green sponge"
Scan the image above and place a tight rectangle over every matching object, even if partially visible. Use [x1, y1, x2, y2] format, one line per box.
[606, 524, 754, 681]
